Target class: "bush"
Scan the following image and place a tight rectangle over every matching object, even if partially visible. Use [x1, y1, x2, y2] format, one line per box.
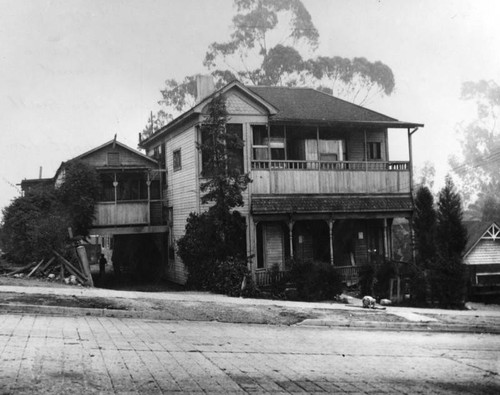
[290, 260, 342, 301]
[210, 257, 255, 297]
[359, 263, 376, 296]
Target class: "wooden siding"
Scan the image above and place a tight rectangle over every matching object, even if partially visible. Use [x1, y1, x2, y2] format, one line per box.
[166, 126, 198, 284]
[250, 167, 410, 194]
[465, 240, 500, 265]
[94, 202, 148, 226]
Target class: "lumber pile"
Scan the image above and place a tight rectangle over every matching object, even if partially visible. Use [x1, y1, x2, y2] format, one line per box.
[3, 248, 94, 287]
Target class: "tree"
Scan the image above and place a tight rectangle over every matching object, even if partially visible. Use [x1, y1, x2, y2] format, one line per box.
[413, 186, 437, 269]
[450, 79, 500, 216]
[410, 186, 437, 305]
[56, 160, 100, 236]
[431, 176, 468, 307]
[142, 0, 395, 138]
[0, 190, 69, 263]
[177, 95, 251, 293]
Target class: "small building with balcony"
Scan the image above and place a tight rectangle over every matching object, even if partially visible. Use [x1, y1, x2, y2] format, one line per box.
[22, 139, 169, 281]
[140, 78, 423, 285]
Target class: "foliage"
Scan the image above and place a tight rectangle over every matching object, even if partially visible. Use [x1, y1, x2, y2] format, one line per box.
[1, 160, 100, 264]
[416, 160, 436, 191]
[0, 190, 68, 263]
[450, 80, 500, 213]
[199, 94, 251, 210]
[141, 0, 395, 138]
[358, 263, 376, 297]
[56, 160, 100, 236]
[290, 260, 342, 301]
[413, 186, 437, 270]
[210, 257, 254, 297]
[431, 176, 468, 307]
[177, 95, 250, 294]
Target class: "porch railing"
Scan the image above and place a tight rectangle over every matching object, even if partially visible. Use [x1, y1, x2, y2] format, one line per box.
[334, 265, 361, 285]
[255, 270, 289, 287]
[251, 160, 409, 171]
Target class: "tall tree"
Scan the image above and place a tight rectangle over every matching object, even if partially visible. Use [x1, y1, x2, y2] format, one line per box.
[413, 186, 437, 269]
[177, 95, 251, 291]
[410, 186, 437, 305]
[432, 176, 468, 307]
[142, 0, 395, 138]
[450, 79, 500, 214]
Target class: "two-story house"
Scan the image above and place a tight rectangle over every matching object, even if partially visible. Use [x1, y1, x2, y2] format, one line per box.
[140, 77, 423, 285]
[21, 139, 169, 280]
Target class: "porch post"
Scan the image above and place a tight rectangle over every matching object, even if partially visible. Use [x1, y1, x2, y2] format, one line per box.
[146, 171, 151, 225]
[328, 218, 335, 266]
[287, 218, 295, 259]
[383, 218, 389, 260]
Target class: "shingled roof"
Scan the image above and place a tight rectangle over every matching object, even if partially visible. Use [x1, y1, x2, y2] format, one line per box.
[247, 86, 422, 128]
[252, 195, 413, 215]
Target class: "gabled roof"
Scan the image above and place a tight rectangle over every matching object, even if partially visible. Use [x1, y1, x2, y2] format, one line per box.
[464, 221, 500, 257]
[247, 86, 422, 128]
[140, 79, 423, 147]
[71, 139, 157, 164]
[54, 139, 158, 181]
[140, 80, 278, 147]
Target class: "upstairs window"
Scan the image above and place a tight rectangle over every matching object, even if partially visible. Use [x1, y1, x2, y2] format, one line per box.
[252, 125, 285, 160]
[367, 142, 382, 160]
[173, 149, 182, 171]
[107, 152, 120, 166]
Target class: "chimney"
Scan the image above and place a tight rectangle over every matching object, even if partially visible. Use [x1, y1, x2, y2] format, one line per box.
[195, 75, 215, 103]
[39, 166, 42, 179]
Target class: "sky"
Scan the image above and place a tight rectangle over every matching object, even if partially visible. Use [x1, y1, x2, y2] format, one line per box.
[1, 0, 500, 216]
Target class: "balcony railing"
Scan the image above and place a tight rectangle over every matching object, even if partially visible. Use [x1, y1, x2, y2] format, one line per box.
[251, 160, 409, 171]
[250, 160, 410, 194]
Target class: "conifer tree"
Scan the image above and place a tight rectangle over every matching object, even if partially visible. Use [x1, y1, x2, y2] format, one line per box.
[411, 186, 437, 304]
[432, 176, 468, 307]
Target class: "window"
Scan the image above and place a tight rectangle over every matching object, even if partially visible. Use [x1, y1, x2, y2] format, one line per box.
[367, 142, 382, 160]
[99, 173, 115, 202]
[173, 149, 182, 171]
[107, 152, 120, 166]
[252, 125, 285, 160]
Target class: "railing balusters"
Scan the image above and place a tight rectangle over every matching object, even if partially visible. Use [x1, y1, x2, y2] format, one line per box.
[251, 160, 408, 171]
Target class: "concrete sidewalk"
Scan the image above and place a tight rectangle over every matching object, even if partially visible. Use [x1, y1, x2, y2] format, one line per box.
[1, 284, 500, 333]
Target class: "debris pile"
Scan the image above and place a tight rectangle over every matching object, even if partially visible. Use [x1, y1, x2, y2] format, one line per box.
[3, 248, 94, 287]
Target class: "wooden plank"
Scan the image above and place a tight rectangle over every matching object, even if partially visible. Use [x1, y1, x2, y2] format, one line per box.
[27, 259, 44, 277]
[52, 250, 87, 283]
[6, 261, 38, 276]
[39, 257, 56, 275]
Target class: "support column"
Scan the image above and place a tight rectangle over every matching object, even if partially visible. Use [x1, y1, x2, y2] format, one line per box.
[328, 219, 335, 266]
[383, 218, 389, 260]
[287, 218, 295, 260]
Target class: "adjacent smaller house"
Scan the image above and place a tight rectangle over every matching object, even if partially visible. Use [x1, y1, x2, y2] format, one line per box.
[464, 221, 500, 295]
[21, 139, 169, 281]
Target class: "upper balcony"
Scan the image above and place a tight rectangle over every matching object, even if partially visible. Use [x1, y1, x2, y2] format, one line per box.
[250, 159, 410, 195]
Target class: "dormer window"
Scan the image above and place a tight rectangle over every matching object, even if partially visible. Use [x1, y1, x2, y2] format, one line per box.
[107, 152, 120, 166]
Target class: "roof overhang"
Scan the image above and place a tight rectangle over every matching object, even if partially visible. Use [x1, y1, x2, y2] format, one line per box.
[252, 195, 413, 217]
[268, 119, 424, 129]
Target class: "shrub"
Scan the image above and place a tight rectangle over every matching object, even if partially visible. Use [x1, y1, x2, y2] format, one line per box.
[290, 260, 342, 301]
[359, 263, 376, 296]
[210, 257, 254, 297]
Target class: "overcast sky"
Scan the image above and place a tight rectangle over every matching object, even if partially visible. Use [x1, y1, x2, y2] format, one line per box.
[1, 0, 500, 215]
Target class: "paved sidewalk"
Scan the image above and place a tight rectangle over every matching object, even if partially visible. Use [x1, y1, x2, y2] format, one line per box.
[1, 284, 500, 333]
[1, 314, 499, 394]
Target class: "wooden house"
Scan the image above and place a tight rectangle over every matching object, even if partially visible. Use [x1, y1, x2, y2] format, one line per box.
[22, 139, 169, 280]
[464, 221, 500, 295]
[140, 77, 423, 285]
